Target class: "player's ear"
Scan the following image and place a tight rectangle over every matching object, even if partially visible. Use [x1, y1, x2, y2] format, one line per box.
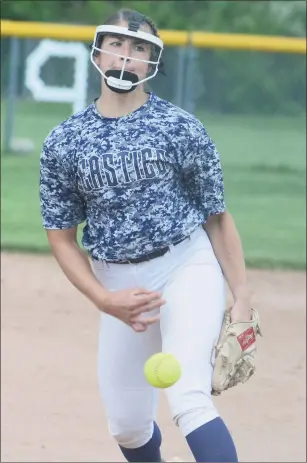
[158, 59, 166, 76]
[148, 45, 166, 76]
[89, 43, 99, 65]
[90, 35, 104, 64]
[146, 60, 166, 77]
[146, 63, 153, 76]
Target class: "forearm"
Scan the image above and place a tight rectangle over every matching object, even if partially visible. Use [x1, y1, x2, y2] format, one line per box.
[203, 211, 250, 302]
[49, 239, 109, 308]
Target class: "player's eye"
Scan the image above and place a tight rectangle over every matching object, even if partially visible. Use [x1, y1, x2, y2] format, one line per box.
[134, 44, 145, 52]
[110, 41, 122, 47]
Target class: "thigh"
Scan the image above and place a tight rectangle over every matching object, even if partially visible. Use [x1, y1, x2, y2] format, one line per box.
[93, 260, 162, 429]
[98, 312, 161, 424]
[160, 237, 226, 418]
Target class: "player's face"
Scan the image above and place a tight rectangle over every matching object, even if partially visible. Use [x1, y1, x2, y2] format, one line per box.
[95, 20, 153, 82]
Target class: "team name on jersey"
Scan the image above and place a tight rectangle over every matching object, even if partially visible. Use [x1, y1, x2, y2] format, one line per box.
[78, 147, 167, 191]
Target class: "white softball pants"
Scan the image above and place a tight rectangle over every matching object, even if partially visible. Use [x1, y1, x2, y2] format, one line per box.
[92, 225, 226, 449]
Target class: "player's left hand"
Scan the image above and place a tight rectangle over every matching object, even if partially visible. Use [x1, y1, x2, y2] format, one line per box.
[230, 298, 252, 323]
[211, 306, 262, 395]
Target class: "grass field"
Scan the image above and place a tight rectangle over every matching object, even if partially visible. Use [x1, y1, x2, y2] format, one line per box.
[1, 99, 306, 269]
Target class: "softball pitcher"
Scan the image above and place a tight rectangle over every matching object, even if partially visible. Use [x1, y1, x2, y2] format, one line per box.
[40, 8, 255, 462]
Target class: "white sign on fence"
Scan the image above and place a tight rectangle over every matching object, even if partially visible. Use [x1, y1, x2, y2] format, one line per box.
[25, 39, 89, 114]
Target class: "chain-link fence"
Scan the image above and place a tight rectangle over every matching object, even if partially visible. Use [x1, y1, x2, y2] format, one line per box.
[1, 36, 306, 154]
[1, 37, 187, 152]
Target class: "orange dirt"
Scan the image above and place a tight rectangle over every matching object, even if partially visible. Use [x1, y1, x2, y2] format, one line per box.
[1, 252, 306, 462]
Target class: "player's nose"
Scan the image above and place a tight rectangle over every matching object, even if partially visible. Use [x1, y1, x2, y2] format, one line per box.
[120, 55, 131, 63]
[119, 41, 132, 61]
[113, 41, 134, 69]
[113, 56, 133, 71]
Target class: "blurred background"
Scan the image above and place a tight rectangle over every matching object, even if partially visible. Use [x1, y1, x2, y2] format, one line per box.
[1, 0, 306, 269]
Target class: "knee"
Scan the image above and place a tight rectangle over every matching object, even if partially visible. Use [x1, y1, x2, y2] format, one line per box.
[168, 389, 219, 436]
[109, 421, 154, 449]
[176, 405, 220, 436]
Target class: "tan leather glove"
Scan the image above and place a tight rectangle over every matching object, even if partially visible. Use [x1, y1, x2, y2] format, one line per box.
[211, 308, 262, 395]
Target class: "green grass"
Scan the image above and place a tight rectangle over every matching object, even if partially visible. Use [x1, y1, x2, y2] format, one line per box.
[1, 100, 306, 269]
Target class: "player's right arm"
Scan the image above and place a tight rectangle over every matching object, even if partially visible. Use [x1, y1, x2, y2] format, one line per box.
[40, 141, 164, 331]
[46, 226, 110, 309]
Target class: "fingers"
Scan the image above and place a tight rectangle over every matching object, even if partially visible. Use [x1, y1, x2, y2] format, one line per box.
[133, 294, 165, 309]
[134, 289, 163, 300]
[133, 288, 160, 296]
[130, 313, 161, 330]
[130, 321, 148, 332]
[144, 314, 161, 325]
[131, 300, 165, 317]
[122, 288, 165, 332]
[146, 298, 166, 310]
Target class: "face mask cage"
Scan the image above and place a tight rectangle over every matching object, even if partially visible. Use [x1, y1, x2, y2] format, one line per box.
[90, 25, 164, 90]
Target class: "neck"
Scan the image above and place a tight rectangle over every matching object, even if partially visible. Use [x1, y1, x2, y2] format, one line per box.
[96, 84, 149, 118]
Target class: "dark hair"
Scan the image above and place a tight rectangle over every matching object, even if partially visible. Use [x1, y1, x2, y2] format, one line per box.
[104, 9, 159, 37]
[94, 8, 165, 75]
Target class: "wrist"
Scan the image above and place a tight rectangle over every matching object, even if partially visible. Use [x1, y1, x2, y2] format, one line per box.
[90, 286, 112, 312]
[233, 285, 251, 304]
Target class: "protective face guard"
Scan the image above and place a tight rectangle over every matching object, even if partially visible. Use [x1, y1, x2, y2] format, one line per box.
[90, 25, 164, 92]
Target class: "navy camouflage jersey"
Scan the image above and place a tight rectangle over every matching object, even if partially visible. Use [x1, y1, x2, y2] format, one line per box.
[40, 92, 226, 260]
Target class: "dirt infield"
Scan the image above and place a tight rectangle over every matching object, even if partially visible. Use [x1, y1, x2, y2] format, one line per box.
[1, 252, 306, 462]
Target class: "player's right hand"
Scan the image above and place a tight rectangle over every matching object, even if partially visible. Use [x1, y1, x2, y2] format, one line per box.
[100, 288, 166, 332]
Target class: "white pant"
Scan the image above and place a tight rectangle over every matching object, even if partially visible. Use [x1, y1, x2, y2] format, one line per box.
[92, 225, 226, 449]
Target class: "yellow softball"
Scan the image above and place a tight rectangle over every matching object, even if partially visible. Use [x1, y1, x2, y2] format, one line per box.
[144, 353, 182, 388]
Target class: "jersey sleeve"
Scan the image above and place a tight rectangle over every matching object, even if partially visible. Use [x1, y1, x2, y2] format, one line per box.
[40, 143, 86, 229]
[182, 123, 226, 219]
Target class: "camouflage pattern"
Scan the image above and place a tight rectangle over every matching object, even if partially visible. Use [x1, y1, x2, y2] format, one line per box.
[40, 92, 226, 260]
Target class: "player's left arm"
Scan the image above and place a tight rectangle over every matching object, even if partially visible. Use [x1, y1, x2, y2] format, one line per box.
[203, 211, 252, 322]
[185, 123, 251, 322]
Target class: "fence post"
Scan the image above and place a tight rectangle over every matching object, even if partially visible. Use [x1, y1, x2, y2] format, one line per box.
[183, 43, 197, 115]
[175, 46, 187, 109]
[3, 37, 20, 153]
